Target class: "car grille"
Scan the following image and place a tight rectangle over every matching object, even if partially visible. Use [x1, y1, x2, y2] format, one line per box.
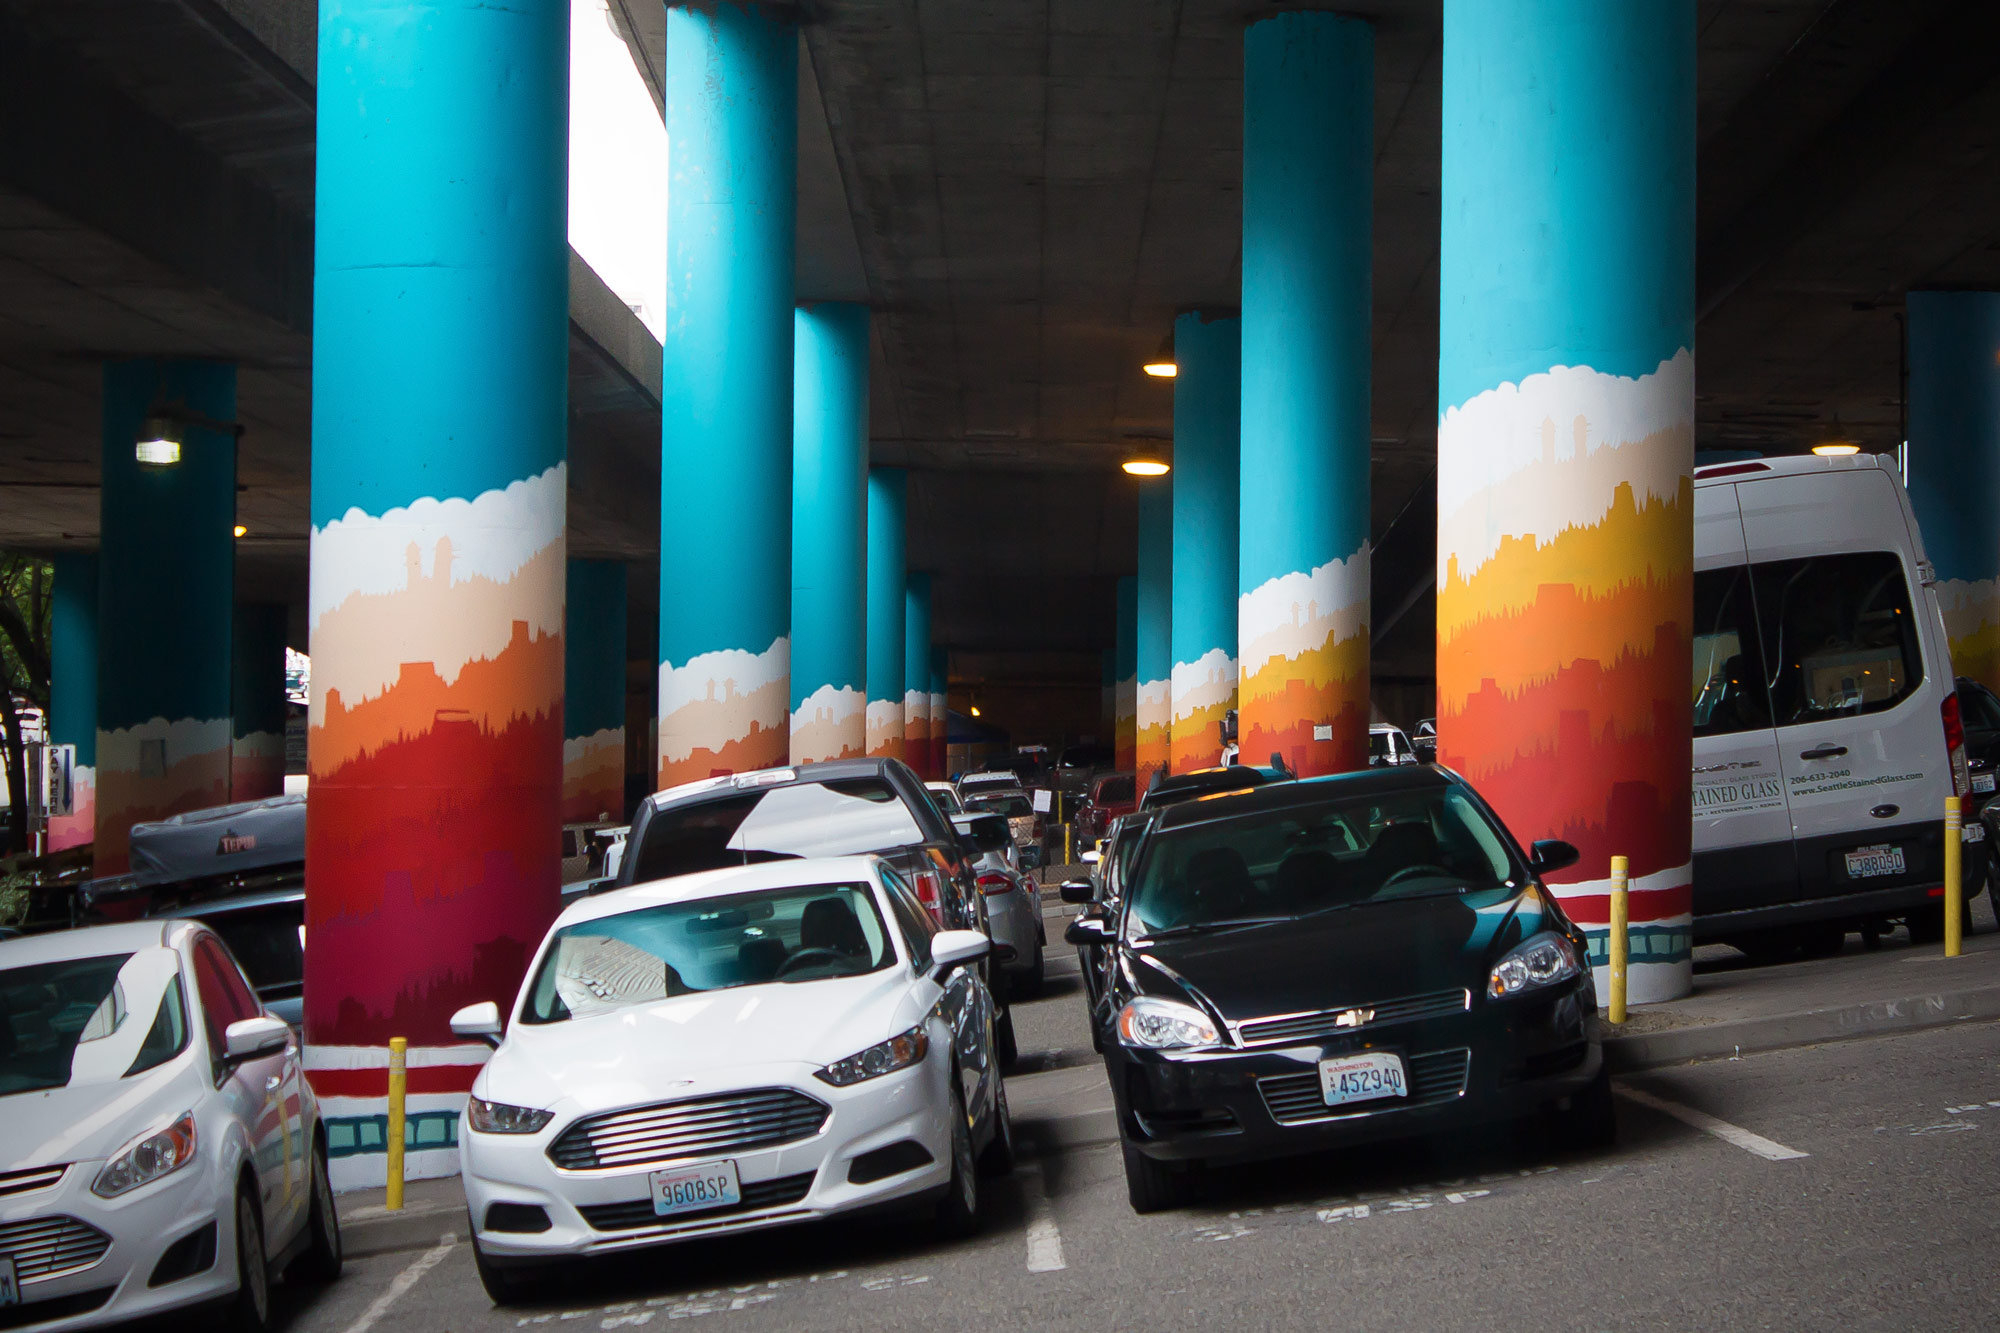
[1257, 1048, 1472, 1125]
[0, 1214, 113, 1280]
[576, 1171, 816, 1231]
[0, 1166, 64, 1199]
[548, 1088, 830, 1171]
[1234, 989, 1470, 1047]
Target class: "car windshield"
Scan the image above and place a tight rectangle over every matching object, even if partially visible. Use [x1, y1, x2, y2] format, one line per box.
[1368, 732, 1394, 757]
[0, 949, 190, 1095]
[522, 882, 896, 1023]
[202, 903, 304, 995]
[928, 786, 964, 814]
[967, 793, 1033, 818]
[630, 779, 925, 882]
[1093, 774, 1135, 804]
[1127, 787, 1518, 936]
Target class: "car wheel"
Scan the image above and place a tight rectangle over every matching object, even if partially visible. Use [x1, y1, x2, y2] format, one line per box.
[977, 1073, 1016, 1177]
[1119, 1138, 1190, 1214]
[223, 1186, 270, 1333]
[1016, 939, 1046, 999]
[285, 1139, 342, 1285]
[933, 1079, 983, 1239]
[472, 1227, 549, 1306]
[1906, 899, 1971, 946]
[1555, 1064, 1617, 1150]
[994, 1005, 1019, 1070]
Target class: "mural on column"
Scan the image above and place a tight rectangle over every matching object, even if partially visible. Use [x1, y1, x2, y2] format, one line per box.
[1135, 480, 1173, 787]
[1169, 311, 1240, 773]
[1100, 649, 1116, 744]
[1438, 0, 1694, 1004]
[563, 560, 627, 823]
[48, 552, 97, 852]
[658, 1, 796, 788]
[1114, 574, 1137, 774]
[790, 303, 869, 764]
[1906, 291, 2000, 692]
[929, 646, 948, 780]
[1238, 12, 1372, 777]
[230, 603, 289, 800]
[865, 468, 907, 762]
[95, 360, 235, 878]
[904, 573, 934, 779]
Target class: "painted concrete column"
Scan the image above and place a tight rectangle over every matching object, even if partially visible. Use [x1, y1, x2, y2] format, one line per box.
[309, 0, 569, 1179]
[904, 573, 934, 779]
[791, 302, 869, 764]
[230, 603, 288, 801]
[1907, 291, 2000, 691]
[1169, 311, 1241, 772]
[1135, 478, 1173, 787]
[1100, 649, 1116, 743]
[1114, 574, 1137, 774]
[48, 552, 96, 852]
[563, 560, 628, 823]
[96, 359, 235, 877]
[866, 468, 907, 761]
[1439, 0, 1695, 1004]
[658, 1, 795, 786]
[929, 646, 948, 780]
[1239, 13, 1372, 777]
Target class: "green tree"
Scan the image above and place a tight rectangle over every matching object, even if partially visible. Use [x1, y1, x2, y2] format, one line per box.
[0, 554, 53, 856]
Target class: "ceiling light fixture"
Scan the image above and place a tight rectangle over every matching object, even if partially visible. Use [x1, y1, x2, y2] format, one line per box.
[1122, 458, 1171, 477]
[135, 417, 182, 466]
[1142, 331, 1176, 378]
[233, 524, 248, 538]
[1812, 443, 1860, 456]
[970, 705, 982, 718]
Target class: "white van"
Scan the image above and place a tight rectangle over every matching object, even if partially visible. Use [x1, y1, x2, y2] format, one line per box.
[1693, 453, 1972, 953]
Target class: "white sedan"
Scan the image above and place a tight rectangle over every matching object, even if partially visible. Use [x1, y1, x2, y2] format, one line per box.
[0, 919, 341, 1331]
[452, 856, 1015, 1304]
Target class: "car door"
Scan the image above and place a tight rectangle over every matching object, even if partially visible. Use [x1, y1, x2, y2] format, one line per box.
[1690, 481, 1797, 918]
[192, 934, 304, 1242]
[883, 871, 993, 1126]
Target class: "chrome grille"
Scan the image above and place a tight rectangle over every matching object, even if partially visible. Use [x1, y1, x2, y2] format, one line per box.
[1235, 989, 1469, 1047]
[0, 1165, 65, 1199]
[0, 1214, 113, 1280]
[577, 1171, 816, 1231]
[549, 1088, 829, 1171]
[1257, 1048, 1472, 1125]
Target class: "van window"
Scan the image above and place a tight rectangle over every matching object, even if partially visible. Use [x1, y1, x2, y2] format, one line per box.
[1693, 564, 1774, 736]
[1752, 552, 1923, 727]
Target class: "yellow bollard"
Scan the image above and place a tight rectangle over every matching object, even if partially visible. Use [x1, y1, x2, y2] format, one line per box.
[1064, 821, 1074, 866]
[1945, 796, 1963, 959]
[1608, 854, 1630, 1024]
[385, 1036, 407, 1211]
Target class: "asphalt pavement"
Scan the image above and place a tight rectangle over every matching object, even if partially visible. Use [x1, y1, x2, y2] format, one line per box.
[232, 907, 2000, 1333]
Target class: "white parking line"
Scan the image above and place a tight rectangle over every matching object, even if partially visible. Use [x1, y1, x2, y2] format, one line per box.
[340, 1231, 457, 1333]
[1615, 1084, 1809, 1161]
[1020, 1160, 1066, 1273]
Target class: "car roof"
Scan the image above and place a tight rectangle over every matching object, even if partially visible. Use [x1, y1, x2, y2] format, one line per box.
[0, 918, 182, 965]
[1692, 451, 1892, 487]
[555, 856, 889, 930]
[151, 886, 305, 917]
[1149, 764, 1454, 832]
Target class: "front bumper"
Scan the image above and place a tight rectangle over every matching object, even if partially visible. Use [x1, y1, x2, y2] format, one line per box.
[1106, 981, 1599, 1166]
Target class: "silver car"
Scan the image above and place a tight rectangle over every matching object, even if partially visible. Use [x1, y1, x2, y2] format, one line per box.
[953, 812, 1044, 998]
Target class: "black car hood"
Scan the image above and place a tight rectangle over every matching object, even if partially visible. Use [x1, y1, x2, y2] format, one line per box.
[1131, 885, 1547, 1020]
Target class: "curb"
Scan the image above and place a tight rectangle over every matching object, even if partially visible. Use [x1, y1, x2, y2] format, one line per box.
[1602, 982, 2000, 1071]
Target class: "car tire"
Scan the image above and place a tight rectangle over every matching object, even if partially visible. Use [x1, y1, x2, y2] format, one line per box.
[223, 1185, 271, 1333]
[472, 1228, 549, 1306]
[285, 1140, 343, 1285]
[977, 1074, 1016, 1177]
[994, 1005, 1019, 1070]
[1557, 1064, 1617, 1150]
[933, 1079, 983, 1239]
[1120, 1138, 1190, 1214]
[1016, 939, 1046, 999]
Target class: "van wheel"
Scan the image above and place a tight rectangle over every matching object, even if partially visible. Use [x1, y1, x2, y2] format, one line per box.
[1792, 922, 1846, 959]
[1907, 899, 1972, 945]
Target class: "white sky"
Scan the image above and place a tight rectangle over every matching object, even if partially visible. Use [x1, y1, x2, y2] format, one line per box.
[570, 0, 667, 342]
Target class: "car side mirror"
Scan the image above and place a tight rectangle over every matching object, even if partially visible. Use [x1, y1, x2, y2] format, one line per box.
[1080, 848, 1101, 864]
[450, 1000, 505, 1049]
[1529, 839, 1580, 876]
[1058, 879, 1095, 905]
[929, 929, 991, 982]
[223, 1015, 290, 1062]
[1064, 916, 1115, 947]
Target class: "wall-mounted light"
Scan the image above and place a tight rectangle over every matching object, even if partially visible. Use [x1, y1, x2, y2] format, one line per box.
[1812, 443, 1860, 457]
[970, 705, 982, 718]
[1122, 458, 1171, 477]
[135, 417, 182, 466]
[233, 525, 248, 538]
[1142, 331, 1176, 378]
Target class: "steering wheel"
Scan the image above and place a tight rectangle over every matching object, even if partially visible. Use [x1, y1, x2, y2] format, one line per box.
[1380, 863, 1453, 889]
[775, 947, 846, 978]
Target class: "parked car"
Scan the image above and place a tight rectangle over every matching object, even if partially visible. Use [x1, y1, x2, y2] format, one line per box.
[1368, 723, 1419, 767]
[1412, 719, 1438, 764]
[0, 919, 342, 1329]
[1055, 743, 1113, 796]
[962, 788, 1043, 869]
[452, 856, 1014, 1303]
[1059, 807, 1160, 1047]
[1077, 771, 1138, 846]
[1067, 766, 1607, 1212]
[78, 793, 304, 920]
[924, 781, 965, 816]
[1692, 453, 1968, 952]
[148, 887, 305, 1031]
[956, 770, 1024, 801]
[1140, 764, 1282, 811]
[954, 812, 1045, 997]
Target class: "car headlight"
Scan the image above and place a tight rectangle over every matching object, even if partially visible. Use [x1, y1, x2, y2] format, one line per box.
[1488, 931, 1583, 999]
[467, 1098, 555, 1135]
[92, 1111, 197, 1198]
[815, 1026, 929, 1087]
[1115, 996, 1220, 1050]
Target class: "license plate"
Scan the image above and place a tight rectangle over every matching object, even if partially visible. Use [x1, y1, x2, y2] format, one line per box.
[0, 1255, 16, 1308]
[1318, 1052, 1408, 1108]
[649, 1159, 741, 1217]
[1844, 845, 1907, 879]
[1975, 772, 1996, 794]
[1965, 822, 1987, 844]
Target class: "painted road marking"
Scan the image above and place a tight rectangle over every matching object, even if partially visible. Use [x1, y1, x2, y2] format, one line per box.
[1021, 1159, 1067, 1272]
[341, 1231, 456, 1333]
[1185, 1166, 1561, 1242]
[510, 1271, 942, 1328]
[1615, 1084, 1808, 1161]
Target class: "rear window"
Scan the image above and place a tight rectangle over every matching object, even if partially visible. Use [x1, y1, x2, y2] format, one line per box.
[631, 779, 926, 882]
[1093, 775, 1134, 804]
[202, 904, 304, 995]
[967, 794, 1033, 818]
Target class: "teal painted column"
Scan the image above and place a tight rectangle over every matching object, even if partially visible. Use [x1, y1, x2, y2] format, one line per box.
[904, 572, 934, 778]
[1169, 311, 1240, 772]
[1135, 477, 1173, 786]
[48, 552, 97, 852]
[1114, 574, 1137, 772]
[1907, 291, 2000, 693]
[96, 359, 235, 877]
[658, 1, 796, 787]
[230, 603, 288, 801]
[866, 468, 906, 762]
[1439, 0, 1694, 1005]
[564, 560, 628, 823]
[309, 0, 570, 1153]
[1240, 12, 1373, 777]
[791, 302, 869, 764]
[929, 645, 948, 780]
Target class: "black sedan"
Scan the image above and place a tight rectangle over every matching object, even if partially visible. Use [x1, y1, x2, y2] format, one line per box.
[1067, 765, 1609, 1212]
